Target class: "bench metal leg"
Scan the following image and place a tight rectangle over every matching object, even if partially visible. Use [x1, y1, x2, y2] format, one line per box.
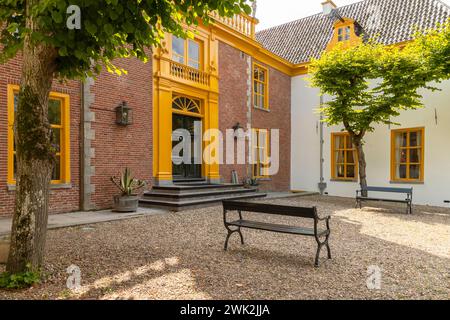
[314, 231, 331, 268]
[224, 228, 245, 251]
[314, 244, 323, 268]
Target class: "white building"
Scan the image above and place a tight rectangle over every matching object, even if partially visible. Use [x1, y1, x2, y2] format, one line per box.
[257, 0, 450, 206]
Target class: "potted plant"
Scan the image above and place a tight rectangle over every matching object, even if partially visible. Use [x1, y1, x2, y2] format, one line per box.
[111, 168, 146, 212]
[243, 177, 259, 188]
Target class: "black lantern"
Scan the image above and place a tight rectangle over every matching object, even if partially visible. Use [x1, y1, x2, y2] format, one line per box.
[232, 122, 244, 139]
[115, 101, 133, 126]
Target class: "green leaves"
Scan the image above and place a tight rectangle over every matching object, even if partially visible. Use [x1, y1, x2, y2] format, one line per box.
[0, 0, 253, 80]
[309, 35, 443, 136]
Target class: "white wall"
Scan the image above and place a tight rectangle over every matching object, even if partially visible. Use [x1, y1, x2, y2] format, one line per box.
[291, 74, 450, 207]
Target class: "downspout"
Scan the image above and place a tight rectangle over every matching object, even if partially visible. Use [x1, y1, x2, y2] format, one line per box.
[318, 95, 327, 195]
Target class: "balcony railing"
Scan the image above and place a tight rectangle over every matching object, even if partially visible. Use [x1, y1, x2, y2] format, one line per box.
[210, 12, 256, 39]
[170, 61, 210, 86]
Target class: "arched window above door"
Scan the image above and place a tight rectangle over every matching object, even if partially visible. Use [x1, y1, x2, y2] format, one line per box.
[172, 96, 201, 115]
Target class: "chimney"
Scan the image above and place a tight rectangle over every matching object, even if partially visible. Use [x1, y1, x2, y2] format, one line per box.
[322, 0, 337, 15]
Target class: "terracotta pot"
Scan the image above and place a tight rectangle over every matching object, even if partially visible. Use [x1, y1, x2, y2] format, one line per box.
[0, 236, 10, 265]
[113, 195, 139, 212]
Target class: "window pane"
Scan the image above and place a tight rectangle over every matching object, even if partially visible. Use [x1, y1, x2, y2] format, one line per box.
[189, 61, 199, 70]
[396, 149, 407, 163]
[410, 148, 421, 163]
[172, 37, 185, 64]
[337, 165, 345, 178]
[396, 132, 408, 148]
[52, 156, 61, 181]
[347, 151, 355, 164]
[48, 99, 61, 125]
[335, 151, 345, 164]
[346, 165, 355, 178]
[396, 164, 407, 179]
[336, 136, 344, 149]
[51, 128, 61, 153]
[258, 69, 265, 82]
[410, 165, 420, 180]
[188, 40, 199, 69]
[410, 131, 421, 147]
[14, 94, 18, 112]
[254, 69, 259, 80]
[345, 26, 351, 40]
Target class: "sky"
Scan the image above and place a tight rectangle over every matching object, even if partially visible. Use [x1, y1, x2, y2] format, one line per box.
[255, 0, 450, 31]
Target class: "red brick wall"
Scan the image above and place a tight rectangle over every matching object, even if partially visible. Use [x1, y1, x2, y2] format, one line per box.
[89, 57, 153, 209]
[0, 54, 81, 216]
[218, 42, 249, 184]
[218, 42, 291, 191]
[252, 60, 291, 192]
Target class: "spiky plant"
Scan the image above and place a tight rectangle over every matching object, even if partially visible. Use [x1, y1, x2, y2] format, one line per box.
[111, 168, 146, 196]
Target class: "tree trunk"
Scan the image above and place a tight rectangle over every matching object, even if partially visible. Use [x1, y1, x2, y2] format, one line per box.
[354, 139, 368, 197]
[6, 0, 57, 274]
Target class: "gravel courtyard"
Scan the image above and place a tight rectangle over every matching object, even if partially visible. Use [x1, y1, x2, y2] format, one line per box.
[1, 195, 449, 300]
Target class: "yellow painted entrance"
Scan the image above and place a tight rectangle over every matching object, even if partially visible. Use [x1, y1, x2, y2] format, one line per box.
[152, 29, 221, 185]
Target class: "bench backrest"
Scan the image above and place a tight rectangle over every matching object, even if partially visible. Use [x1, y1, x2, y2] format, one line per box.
[222, 200, 317, 219]
[364, 186, 413, 194]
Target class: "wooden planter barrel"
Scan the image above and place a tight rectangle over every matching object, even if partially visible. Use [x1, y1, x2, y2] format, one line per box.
[113, 195, 139, 212]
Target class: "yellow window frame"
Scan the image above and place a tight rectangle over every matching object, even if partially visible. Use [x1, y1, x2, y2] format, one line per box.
[252, 128, 270, 179]
[390, 127, 425, 182]
[331, 132, 358, 181]
[7, 84, 71, 185]
[172, 36, 203, 70]
[252, 63, 269, 110]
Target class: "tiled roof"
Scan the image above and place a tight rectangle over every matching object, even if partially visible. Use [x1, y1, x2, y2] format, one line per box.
[256, 0, 450, 64]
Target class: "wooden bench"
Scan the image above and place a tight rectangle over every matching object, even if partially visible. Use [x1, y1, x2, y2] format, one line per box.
[222, 200, 332, 267]
[356, 186, 413, 214]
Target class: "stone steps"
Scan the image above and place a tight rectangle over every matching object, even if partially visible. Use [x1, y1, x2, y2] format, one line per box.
[139, 182, 267, 211]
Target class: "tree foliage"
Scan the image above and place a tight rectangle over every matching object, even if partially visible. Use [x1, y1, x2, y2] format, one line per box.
[309, 40, 436, 137]
[0, 0, 252, 276]
[412, 20, 450, 81]
[0, 0, 252, 78]
[309, 21, 449, 192]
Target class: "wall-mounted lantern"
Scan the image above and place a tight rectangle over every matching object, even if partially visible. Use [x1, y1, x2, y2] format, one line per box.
[115, 101, 133, 126]
[232, 122, 244, 139]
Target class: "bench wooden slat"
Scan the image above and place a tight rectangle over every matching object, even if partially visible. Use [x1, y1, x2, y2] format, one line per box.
[223, 200, 317, 219]
[356, 186, 413, 214]
[356, 197, 410, 203]
[364, 186, 413, 194]
[228, 220, 327, 237]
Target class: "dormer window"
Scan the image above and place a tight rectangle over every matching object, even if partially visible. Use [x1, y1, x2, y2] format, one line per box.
[338, 26, 351, 42]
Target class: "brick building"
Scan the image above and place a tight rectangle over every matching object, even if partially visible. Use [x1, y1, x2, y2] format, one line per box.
[0, 9, 293, 215]
[1, 0, 449, 214]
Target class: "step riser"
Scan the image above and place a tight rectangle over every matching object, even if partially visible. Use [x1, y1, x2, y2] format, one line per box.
[147, 187, 250, 195]
[144, 188, 257, 197]
[152, 184, 245, 193]
[142, 191, 257, 202]
[139, 194, 267, 212]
